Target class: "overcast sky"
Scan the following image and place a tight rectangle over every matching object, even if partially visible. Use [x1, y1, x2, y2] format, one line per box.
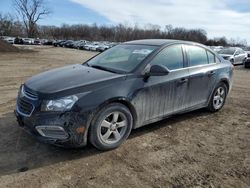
[0, 0, 249, 43]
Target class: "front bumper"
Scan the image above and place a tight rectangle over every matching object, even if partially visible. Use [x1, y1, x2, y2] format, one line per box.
[15, 109, 90, 148]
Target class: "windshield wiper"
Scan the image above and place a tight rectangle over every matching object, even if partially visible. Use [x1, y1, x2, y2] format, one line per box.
[90, 65, 118, 73]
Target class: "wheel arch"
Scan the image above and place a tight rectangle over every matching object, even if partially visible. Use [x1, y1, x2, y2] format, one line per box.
[207, 78, 230, 107]
[219, 78, 230, 92]
[86, 97, 138, 134]
[99, 97, 138, 129]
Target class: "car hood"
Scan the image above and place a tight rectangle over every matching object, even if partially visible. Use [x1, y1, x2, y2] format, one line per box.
[219, 54, 233, 58]
[25, 64, 125, 98]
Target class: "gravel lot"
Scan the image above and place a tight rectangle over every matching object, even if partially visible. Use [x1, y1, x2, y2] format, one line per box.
[0, 45, 249, 188]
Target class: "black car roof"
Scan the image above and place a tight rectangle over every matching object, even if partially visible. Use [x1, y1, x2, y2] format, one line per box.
[124, 39, 185, 46]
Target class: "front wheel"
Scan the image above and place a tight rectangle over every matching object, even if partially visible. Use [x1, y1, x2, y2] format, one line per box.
[207, 83, 228, 112]
[89, 103, 133, 150]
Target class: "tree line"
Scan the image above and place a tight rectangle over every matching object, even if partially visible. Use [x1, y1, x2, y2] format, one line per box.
[0, 10, 247, 47]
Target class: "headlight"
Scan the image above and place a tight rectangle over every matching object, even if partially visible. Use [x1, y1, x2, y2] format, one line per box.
[41, 95, 78, 112]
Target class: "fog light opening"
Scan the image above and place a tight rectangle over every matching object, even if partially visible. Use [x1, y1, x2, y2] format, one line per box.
[36, 125, 69, 139]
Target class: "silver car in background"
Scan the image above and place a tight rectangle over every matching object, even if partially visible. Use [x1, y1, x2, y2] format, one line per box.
[218, 47, 247, 65]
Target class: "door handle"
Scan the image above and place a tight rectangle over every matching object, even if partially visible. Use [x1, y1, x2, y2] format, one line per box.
[207, 71, 215, 76]
[178, 78, 188, 84]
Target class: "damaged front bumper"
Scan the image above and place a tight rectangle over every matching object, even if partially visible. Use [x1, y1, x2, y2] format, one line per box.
[15, 110, 90, 148]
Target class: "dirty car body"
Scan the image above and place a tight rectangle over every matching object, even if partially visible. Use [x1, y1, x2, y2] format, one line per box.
[15, 39, 233, 148]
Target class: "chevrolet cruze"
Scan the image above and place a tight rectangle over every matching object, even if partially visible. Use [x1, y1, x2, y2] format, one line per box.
[15, 39, 233, 150]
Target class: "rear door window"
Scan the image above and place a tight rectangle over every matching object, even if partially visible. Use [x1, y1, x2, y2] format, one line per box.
[207, 51, 216, 64]
[186, 45, 208, 66]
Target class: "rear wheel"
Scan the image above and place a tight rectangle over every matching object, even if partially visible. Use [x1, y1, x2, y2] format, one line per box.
[207, 83, 228, 112]
[89, 103, 133, 150]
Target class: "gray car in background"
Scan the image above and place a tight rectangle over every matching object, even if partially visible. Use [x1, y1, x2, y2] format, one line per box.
[218, 47, 247, 65]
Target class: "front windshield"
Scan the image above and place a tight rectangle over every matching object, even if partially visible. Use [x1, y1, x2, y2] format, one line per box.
[218, 48, 236, 55]
[87, 44, 157, 73]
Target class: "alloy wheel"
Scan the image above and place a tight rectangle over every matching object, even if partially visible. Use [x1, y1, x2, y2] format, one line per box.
[99, 111, 128, 145]
[213, 87, 226, 110]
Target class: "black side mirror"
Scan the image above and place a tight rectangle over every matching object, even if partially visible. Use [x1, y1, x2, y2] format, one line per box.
[147, 64, 169, 76]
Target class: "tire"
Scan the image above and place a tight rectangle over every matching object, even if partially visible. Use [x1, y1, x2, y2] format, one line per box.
[207, 82, 228, 112]
[243, 58, 247, 64]
[89, 103, 133, 151]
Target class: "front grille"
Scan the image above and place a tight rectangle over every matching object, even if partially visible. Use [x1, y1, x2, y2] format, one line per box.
[17, 98, 34, 116]
[22, 86, 38, 100]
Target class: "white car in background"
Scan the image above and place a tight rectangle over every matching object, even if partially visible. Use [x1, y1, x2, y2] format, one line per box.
[3, 37, 15, 44]
[23, 38, 34, 45]
[89, 43, 100, 51]
[218, 47, 247, 65]
[83, 43, 92, 50]
[211, 46, 224, 52]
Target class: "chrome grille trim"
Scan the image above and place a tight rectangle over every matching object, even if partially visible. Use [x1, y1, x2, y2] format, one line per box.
[16, 98, 35, 117]
[22, 86, 38, 100]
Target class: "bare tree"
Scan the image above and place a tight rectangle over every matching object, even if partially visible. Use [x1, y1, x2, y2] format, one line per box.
[13, 0, 50, 37]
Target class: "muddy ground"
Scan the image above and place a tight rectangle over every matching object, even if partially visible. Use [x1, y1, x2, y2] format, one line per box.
[0, 45, 249, 188]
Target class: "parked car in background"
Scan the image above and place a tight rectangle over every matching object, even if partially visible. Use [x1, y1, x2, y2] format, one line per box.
[73, 41, 86, 49]
[14, 37, 24, 45]
[218, 47, 247, 65]
[96, 44, 110, 52]
[64, 40, 75, 48]
[82, 43, 92, 50]
[34, 39, 42, 45]
[60, 40, 73, 47]
[243, 47, 250, 68]
[23, 38, 34, 45]
[4, 37, 15, 44]
[78, 42, 86, 50]
[211, 46, 224, 52]
[89, 43, 100, 51]
[43, 40, 54, 45]
[15, 39, 233, 150]
[53, 40, 65, 47]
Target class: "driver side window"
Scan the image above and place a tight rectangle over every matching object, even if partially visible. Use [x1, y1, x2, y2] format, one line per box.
[150, 45, 184, 70]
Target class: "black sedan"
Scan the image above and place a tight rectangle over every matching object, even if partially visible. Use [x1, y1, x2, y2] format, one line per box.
[15, 39, 233, 150]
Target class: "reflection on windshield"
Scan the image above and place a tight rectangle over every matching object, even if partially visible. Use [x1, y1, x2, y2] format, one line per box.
[87, 44, 157, 73]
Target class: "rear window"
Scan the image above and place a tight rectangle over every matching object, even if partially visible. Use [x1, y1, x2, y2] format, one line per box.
[207, 51, 215, 63]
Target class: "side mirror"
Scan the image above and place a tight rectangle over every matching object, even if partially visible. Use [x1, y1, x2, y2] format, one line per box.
[144, 64, 169, 76]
